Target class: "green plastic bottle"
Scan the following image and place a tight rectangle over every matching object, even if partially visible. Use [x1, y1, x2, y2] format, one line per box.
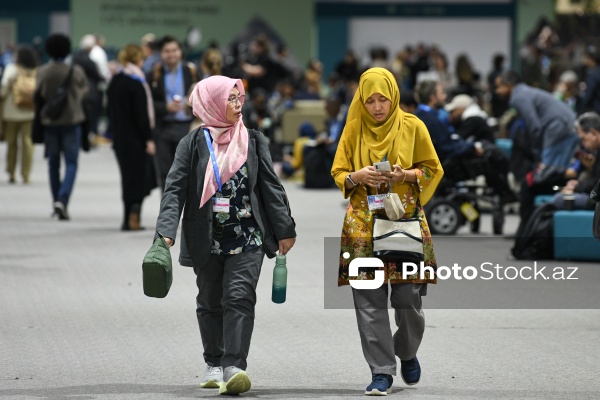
[272, 255, 287, 304]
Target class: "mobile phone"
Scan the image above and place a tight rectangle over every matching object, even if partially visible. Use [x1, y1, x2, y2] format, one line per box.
[373, 161, 391, 172]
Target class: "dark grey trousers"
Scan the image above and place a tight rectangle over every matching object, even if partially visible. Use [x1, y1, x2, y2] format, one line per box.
[352, 283, 425, 376]
[193, 247, 265, 370]
[154, 121, 191, 190]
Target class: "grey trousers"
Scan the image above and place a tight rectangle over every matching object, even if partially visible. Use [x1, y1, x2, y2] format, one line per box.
[352, 283, 426, 376]
[193, 247, 265, 370]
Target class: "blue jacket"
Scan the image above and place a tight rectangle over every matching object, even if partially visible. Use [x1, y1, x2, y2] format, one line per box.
[415, 105, 475, 164]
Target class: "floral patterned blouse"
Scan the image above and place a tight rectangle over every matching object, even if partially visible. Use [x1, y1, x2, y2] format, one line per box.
[338, 165, 438, 286]
[211, 163, 263, 255]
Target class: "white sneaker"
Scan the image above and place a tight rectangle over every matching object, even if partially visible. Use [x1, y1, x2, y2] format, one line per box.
[200, 366, 223, 388]
[219, 366, 251, 395]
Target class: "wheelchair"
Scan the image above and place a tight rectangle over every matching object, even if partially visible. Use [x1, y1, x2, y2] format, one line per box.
[424, 157, 505, 235]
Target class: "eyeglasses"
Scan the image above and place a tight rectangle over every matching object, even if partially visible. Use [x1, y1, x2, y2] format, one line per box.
[227, 95, 244, 106]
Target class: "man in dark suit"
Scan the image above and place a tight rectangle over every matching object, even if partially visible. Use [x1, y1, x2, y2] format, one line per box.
[147, 35, 198, 190]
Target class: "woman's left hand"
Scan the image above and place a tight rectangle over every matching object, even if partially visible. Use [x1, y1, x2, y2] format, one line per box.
[278, 237, 296, 255]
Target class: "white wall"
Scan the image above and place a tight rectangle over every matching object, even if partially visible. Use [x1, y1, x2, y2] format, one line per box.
[349, 17, 511, 83]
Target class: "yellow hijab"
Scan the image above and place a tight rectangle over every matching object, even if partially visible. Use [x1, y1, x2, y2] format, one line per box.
[343, 67, 442, 204]
[351, 67, 402, 165]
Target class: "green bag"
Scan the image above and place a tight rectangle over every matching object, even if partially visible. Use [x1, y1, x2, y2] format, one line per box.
[142, 232, 173, 298]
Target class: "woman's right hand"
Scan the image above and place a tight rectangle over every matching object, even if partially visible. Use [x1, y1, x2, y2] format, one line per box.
[164, 237, 173, 247]
[353, 166, 389, 187]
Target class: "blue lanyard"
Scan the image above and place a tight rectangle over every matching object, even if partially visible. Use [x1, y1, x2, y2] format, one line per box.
[203, 129, 222, 192]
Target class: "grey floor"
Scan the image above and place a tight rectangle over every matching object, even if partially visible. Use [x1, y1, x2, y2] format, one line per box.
[1, 142, 599, 400]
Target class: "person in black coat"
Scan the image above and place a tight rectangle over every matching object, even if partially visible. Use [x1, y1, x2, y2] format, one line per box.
[107, 44, 156, 230]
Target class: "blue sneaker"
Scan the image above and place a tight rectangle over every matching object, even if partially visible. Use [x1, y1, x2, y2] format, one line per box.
[365, 374, 393, 396]
[401, 357, 421, 385]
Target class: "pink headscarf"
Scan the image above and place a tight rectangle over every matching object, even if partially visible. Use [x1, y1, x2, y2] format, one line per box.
[189, 76, 249, 208]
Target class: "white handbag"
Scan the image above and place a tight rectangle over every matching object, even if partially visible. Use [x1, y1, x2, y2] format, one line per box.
[372, 216, 424, 263]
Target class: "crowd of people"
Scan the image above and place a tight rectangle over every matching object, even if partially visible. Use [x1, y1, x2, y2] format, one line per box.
[0, 29, 599, 233]
[1, 22, 600, 398]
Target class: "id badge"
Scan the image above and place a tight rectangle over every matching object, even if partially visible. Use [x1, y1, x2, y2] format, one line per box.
[212, 197, 230, 213]
[367, 194, 386, 211]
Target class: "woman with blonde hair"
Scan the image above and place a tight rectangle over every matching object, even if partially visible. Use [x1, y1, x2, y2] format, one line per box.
[332, 67, 443, 395]
[107, 44, 156, 230]
[200, 48, 223, 78]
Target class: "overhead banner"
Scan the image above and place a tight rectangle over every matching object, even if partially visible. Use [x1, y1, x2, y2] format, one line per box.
[70, 0, 313, 64]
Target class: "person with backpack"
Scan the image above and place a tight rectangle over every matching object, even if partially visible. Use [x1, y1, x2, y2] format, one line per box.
[0, 46, 38, 184]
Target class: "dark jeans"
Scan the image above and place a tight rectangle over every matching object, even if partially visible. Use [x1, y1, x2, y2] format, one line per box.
[193, 247, 265, 370]
[44, 124, 81, 205]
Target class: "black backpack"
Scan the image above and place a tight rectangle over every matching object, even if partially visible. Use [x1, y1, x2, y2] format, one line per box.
[511, 203, 556, 260]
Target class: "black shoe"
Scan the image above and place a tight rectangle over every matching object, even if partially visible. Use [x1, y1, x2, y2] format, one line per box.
[53, 201, 70, 221]
[400, 357, 421, 385]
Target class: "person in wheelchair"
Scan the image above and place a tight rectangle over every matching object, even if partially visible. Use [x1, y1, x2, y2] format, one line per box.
[414, 80, 516, 205]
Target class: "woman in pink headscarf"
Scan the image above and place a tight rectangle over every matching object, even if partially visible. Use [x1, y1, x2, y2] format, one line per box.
[154, 75, 296, 395]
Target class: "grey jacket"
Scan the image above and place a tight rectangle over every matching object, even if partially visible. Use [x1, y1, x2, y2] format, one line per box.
[36, 61, 88, 126]
[155, 128, 296, 267]
[510, 83, 576, 149]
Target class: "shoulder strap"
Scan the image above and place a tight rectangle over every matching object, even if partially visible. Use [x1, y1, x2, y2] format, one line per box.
[62, 65, 74, 88]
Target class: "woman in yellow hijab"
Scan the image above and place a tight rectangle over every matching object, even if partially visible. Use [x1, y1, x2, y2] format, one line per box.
[331, 68, 442, 395]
